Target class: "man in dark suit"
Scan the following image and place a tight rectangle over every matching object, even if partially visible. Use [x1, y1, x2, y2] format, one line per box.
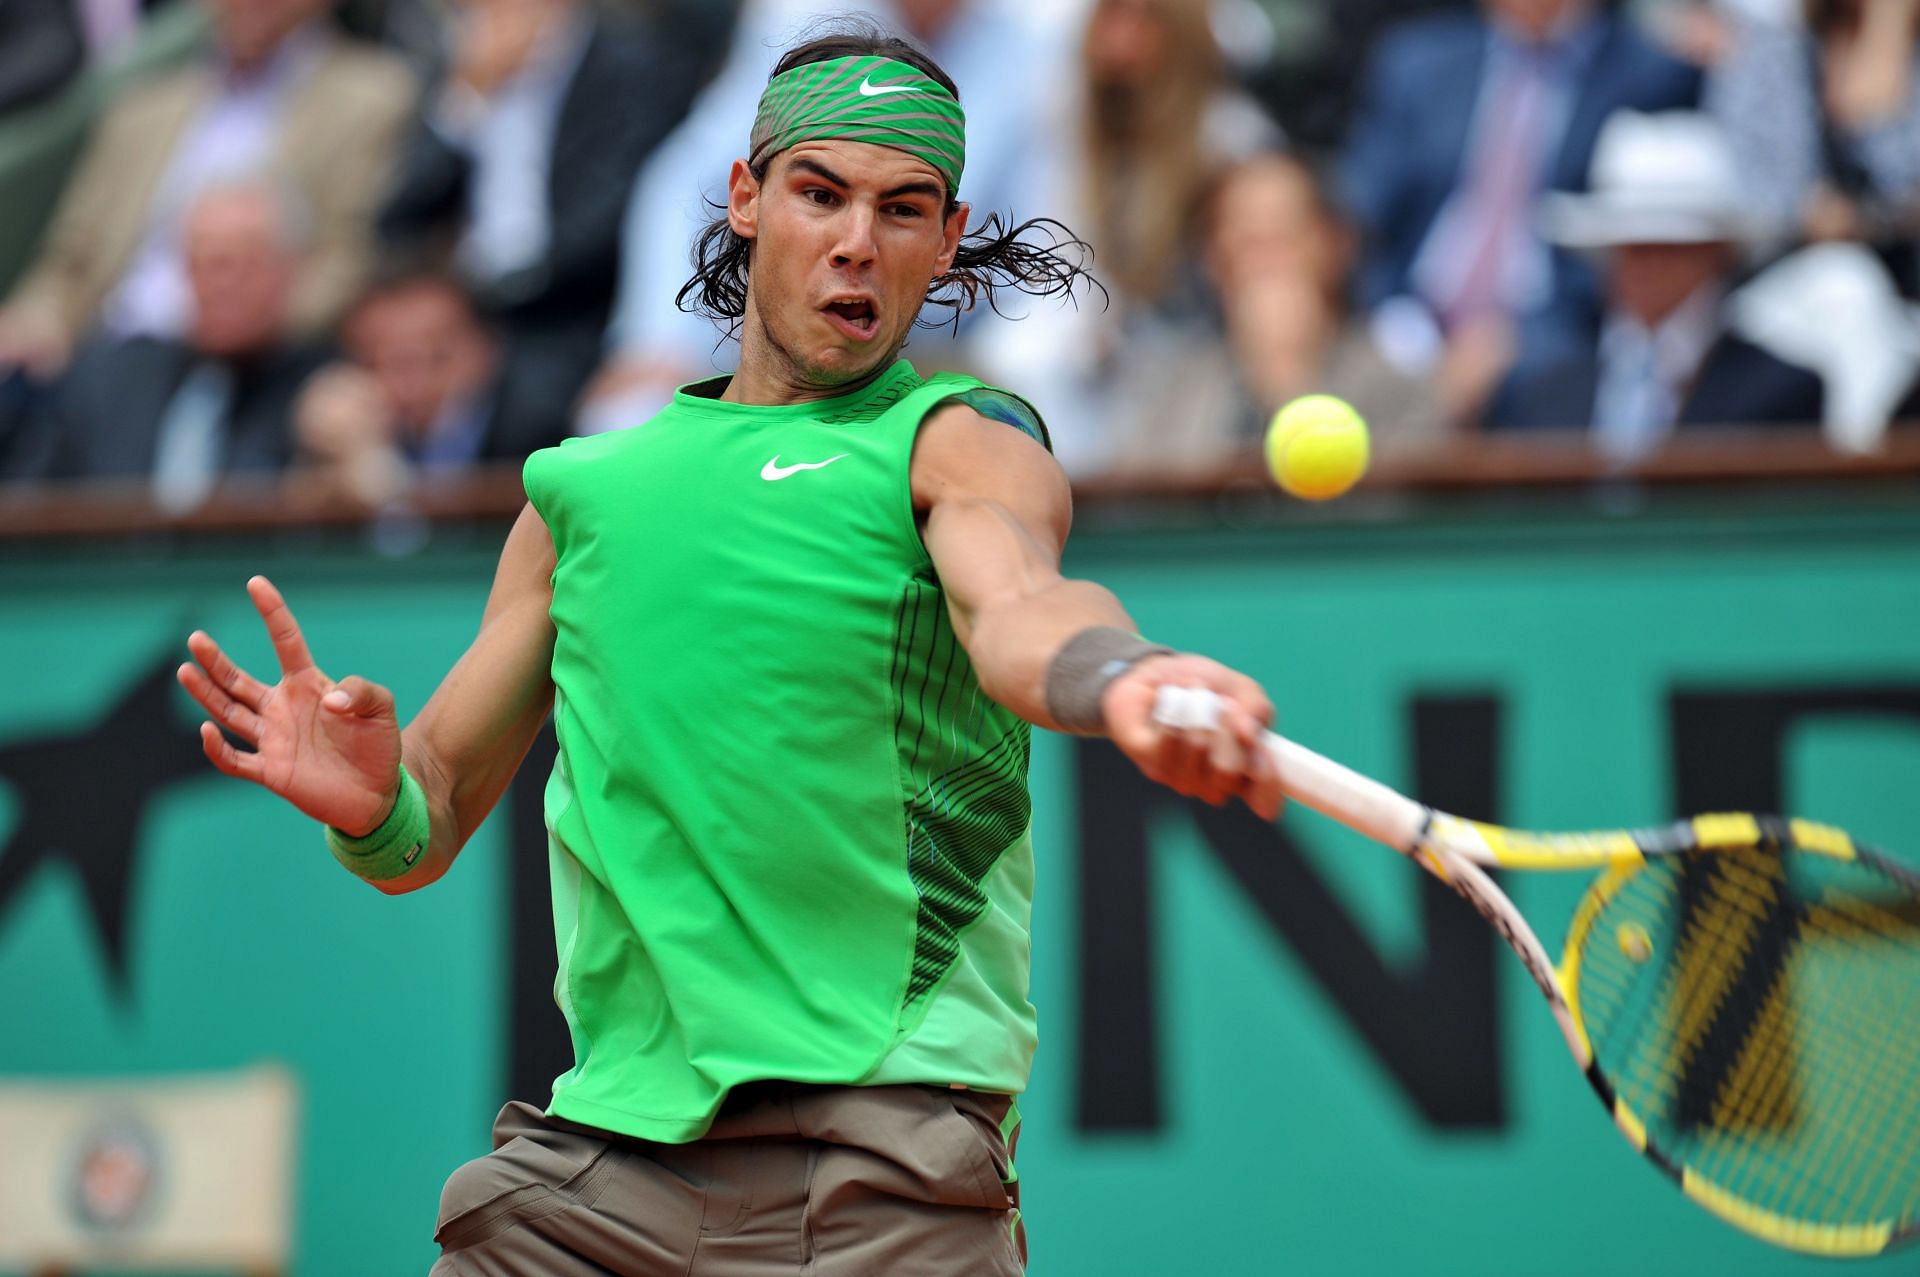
[376, 0, 697, 457]
[1338, 0, 1700, 390]
[290, 269, 510, 508]
[1487, 111, 1824, 460]
[33, 179, 328, 506]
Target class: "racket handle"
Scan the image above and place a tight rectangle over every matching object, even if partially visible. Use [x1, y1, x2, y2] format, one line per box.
[1151, 686, 1429, 851]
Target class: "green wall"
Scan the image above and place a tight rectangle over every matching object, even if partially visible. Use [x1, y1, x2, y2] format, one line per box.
[2, 490, 1917, 1275]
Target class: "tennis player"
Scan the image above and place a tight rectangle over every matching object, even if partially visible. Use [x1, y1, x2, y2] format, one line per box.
[179, 27, 1281, 1276]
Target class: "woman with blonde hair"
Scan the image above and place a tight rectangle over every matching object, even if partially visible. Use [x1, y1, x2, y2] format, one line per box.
[985, 0, 1276, 473]
[1076, 0, 1277, 309]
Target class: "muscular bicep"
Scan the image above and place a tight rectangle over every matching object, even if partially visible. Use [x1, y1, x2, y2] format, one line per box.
[405, 502, 557, 843]
[911, 402, 1135, 728]
[913, 402, 1072, 644]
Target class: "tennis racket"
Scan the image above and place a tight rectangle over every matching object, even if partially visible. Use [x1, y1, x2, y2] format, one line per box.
[1152, 685, 1920, 1257]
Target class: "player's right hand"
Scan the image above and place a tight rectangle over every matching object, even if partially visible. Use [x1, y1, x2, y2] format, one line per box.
[178, 575, 403, 837]
[1101, 653, 1284, 821]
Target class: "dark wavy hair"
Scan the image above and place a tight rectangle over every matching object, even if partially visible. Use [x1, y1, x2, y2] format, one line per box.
[675, 25, 1104, 335]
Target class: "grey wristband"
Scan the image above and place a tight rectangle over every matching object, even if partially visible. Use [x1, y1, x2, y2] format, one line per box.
[1044, 626, 1174, 735]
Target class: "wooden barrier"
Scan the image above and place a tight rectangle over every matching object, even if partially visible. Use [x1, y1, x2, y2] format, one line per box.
[1, 428, 1916, 539]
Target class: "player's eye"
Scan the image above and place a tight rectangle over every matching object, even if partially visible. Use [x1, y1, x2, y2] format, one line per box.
[803, 187, 839, 207]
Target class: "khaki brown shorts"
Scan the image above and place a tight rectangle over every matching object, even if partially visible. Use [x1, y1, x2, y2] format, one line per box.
[429, 1082, 1025, 1276]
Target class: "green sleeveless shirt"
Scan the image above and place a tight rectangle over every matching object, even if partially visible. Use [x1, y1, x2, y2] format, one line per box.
[522, 360, 1046, 1143]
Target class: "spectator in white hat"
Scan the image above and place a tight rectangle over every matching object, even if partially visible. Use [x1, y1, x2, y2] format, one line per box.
[1485, 109, 1824, 463]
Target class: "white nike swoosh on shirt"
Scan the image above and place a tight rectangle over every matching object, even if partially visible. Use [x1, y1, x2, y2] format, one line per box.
[761, 454, 850, 481]
[857, 76, 919, 96]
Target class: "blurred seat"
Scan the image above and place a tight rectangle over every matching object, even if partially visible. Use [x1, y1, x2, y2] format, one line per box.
[0, 1064, 298, 1277]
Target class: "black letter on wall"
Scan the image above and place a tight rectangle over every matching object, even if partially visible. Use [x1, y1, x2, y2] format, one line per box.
[1670, 685, 1920, 813]
[1075, 696, 1507, 1132]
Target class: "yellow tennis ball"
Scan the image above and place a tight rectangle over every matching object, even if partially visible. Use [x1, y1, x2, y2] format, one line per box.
[1618, 923, 1654, 963]
[1265, 395, 1370, 501]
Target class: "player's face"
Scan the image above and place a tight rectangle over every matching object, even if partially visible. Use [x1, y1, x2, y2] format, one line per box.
[728, 140, 967, 392]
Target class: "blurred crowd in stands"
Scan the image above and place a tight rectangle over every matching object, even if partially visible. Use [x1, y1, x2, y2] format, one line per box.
[0, 0, 1916, 507]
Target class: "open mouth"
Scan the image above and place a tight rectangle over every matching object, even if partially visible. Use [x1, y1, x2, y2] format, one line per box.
[822, 298, 879, 341]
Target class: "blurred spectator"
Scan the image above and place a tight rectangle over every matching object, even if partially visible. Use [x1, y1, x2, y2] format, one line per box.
[0, 0, 414, 383]
[29, 180, 329, 509]
[635, 0, 739, 88]
[0, 0, 87, 113]
[293, 270, 503, 506]
[964, 0, 1277, 473]
[335, 0, 448, 71]
[1339, 0, 1700, 417]
[1487, 112, 1824, 463]
[1098, 151, 1449, 475]
[1075, 0, 1279, 310]
[1628, 0, 1801, 66]
[1706, 0, 1920, 289]
[1247, 0, 1458, 150]
[375, 0, 700, 457]
[0, 0, 207, 308]
[579, 0, 1077, 433]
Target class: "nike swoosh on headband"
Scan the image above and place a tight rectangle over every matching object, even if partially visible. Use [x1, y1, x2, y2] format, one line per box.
[857, 75, 920, 96]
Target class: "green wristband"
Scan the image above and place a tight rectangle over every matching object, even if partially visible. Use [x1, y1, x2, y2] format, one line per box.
[325, 764, 429, 883]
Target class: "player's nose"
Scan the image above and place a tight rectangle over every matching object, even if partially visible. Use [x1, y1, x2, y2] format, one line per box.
[828, 205, 879, 267]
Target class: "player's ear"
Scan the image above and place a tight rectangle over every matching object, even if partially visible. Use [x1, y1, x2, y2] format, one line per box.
[726, 158, 760, 241]
[934, 200, 968, 274]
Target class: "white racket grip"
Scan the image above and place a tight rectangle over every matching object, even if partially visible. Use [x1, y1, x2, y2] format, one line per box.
[1151, 686, 1430, 851]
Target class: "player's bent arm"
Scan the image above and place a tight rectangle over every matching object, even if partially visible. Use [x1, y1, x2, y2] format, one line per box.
[381, 503, 557, 893]
[912, 406, 1281, 816]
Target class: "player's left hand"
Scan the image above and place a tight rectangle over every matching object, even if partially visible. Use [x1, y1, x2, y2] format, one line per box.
[1101, 654, 1283, 820]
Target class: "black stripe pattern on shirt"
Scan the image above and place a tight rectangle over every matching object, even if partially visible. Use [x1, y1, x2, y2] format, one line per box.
[890, 576, 1033, 1010]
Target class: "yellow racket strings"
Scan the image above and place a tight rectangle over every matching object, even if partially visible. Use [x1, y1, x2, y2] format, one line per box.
[1570, 849, 1920, 1235]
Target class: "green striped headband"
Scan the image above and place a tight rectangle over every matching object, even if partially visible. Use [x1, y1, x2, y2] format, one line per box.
[749, 55, 966, 196]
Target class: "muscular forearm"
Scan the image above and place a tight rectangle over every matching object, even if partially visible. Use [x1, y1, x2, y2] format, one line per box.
[377, 695, 547, 895]
[962, 577, 1140, 733]
[345, 505, 557, 894]
[915, 406, 1279, 816]
[921, 460, 1142, 734]
[370, 656, 551, 896]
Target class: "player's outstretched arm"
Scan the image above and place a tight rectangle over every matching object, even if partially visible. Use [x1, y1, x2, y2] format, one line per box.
[913, 404, 1281, 818]
[178, 503, 558, 893]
